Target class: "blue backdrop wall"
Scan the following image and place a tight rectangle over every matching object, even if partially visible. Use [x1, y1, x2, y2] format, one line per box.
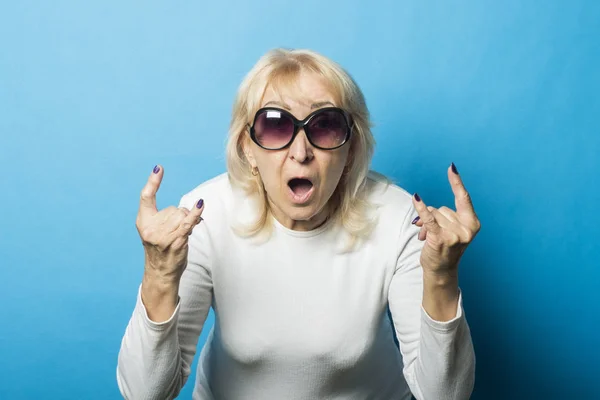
[1, 1, 598, 399]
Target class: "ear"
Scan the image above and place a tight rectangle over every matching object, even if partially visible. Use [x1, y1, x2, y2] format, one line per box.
[344, 145, 354, 170]
[241, 135, 257, 168]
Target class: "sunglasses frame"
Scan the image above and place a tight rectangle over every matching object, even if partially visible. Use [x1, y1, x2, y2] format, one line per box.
[248, 106, 353, 151]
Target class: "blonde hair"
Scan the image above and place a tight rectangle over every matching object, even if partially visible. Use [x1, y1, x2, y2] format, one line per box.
[225, 48, 386, 250]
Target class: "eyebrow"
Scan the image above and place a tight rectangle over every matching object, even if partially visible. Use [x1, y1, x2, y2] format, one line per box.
[311, 101, 335, 109]
[263, 100, 335, 110]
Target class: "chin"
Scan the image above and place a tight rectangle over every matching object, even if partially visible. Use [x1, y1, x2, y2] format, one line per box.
[284, 204, 320, 221]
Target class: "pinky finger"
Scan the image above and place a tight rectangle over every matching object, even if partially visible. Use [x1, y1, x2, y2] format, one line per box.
[418, 226, 428, 241]
[410, 205, 436, 227]
[411, 215, 423, 227]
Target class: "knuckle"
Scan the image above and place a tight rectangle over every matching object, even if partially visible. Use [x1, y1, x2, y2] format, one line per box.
[156, 240, 170, 252]
[170, 238, 181, 250]
[423, 216, 436, 225]
[466, 220, 481, 235]
[449, 233, 461, 246]
[427, 234, 442, 247]
[140, 188, 154, 202]
[460, 225, 474, 241]
[462, 191, 472, 203]
[464, 232, 474, 242]
[172, 237, 188, 250]
[159, 206, 178, 221]
[140, 226, 155, 242]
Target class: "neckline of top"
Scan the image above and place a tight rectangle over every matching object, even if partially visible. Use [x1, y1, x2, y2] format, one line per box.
[271, 215, 334, 238]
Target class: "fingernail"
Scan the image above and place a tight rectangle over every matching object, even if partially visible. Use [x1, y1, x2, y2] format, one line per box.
[451, 162, 458, 174]
[196, 199, 204, 209]
[411, 216, 420, 224]
[414, 193, 421, 202]
[153, 165, 160, 174]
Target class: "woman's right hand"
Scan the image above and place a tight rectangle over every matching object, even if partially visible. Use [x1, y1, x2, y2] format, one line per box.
[136, 164, 204, 321]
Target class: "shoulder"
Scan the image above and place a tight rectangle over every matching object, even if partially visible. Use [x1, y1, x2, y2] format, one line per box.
[361, 171, 422, 262]
[178, 172, 257, 234]
[178, 172, 235, 215]
[365, 171, 416, 224]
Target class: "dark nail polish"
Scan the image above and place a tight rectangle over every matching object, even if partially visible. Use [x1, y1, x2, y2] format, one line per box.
[414, 193, 421, 202]
[451, 162, 458, 174]
[153, 165, 160, 174]
[411, 216, 420, 224]
[196, 199, 204, 209]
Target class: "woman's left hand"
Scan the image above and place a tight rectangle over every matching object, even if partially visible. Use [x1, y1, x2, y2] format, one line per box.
[411, 163, 481, 277]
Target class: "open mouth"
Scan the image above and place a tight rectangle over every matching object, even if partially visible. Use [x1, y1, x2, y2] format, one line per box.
[287, 178, 314, 203]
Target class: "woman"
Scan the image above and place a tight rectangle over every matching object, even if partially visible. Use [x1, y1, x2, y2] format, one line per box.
[117, 48, 480, 400]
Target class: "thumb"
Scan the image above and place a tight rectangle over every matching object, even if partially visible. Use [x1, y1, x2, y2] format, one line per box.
[139, 164, 163, 217]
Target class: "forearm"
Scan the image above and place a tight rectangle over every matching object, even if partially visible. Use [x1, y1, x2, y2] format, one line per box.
[389, 264, 474, 399]
[117, 284, 185, 400]
[141, 271, 180, 323]
[412, 306, 475, 400]
[415, 270, 474, 399]
[421, 269, 459, 322]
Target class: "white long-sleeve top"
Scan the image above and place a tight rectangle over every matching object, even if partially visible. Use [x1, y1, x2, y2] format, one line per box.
[117, 173, 475, 400]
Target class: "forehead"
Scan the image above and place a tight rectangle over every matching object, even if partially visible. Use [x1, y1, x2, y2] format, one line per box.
[260, 71, 340, 108]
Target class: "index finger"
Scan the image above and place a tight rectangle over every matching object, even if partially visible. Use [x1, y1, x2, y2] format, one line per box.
[448, 163, 475, 216]
[139, 164, 163, 217]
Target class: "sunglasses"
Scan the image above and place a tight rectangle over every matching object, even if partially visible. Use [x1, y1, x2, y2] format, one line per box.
[248, 107, 352, 150]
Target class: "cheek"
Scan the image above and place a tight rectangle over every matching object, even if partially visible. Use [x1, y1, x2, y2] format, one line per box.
[256, 156, 286, 192]
[319, 155, 349, 194]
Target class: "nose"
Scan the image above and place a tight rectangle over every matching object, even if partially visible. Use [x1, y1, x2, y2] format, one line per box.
[288, 129, 314, 163]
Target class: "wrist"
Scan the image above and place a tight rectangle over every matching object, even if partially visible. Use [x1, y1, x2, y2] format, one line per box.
[141, 273, 180, 323]
[422, 270, 459, 322]
[422, 266, 459, 287]
[142, 270, 179, 293]
[143, 255, 183, 286]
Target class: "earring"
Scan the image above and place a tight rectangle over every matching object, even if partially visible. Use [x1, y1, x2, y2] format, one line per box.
[251, 166, 259, 176]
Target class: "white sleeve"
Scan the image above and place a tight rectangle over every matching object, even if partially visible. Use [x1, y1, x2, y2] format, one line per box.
[116, 195, 213, 400]
[388, 205, 475, 400]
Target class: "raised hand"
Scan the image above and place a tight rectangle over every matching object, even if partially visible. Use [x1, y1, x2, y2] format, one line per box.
[411, 163, 481, 276]
[136, 165, 205, 286]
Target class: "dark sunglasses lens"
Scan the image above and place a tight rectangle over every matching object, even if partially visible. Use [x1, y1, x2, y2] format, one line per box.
[307, 110, 349, 149]
[254, 110, 294, 149]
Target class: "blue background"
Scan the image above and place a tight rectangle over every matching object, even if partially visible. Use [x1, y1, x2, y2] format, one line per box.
[1, 1, 598, 399]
